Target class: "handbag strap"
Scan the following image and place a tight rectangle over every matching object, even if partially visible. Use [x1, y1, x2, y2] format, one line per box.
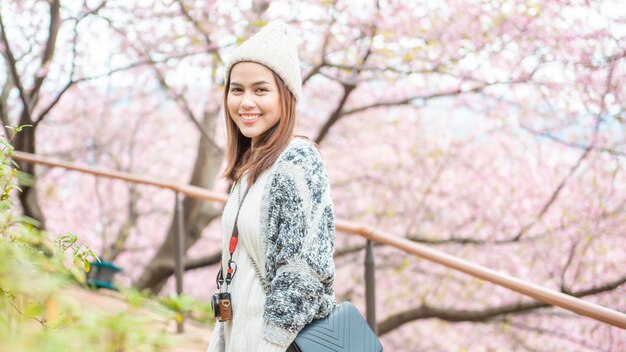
[216, 180, 251, 290]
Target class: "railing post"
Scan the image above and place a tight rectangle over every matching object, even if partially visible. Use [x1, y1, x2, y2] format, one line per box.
[365, 239, 377, 333]
[174, 191, 185, 333]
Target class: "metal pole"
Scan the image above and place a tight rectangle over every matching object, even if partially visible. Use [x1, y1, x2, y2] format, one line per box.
[365, 239, 377, 333]
[174, 191, 185, 333]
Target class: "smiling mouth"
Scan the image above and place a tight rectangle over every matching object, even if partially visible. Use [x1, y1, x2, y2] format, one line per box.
[240, 114, 261, 123]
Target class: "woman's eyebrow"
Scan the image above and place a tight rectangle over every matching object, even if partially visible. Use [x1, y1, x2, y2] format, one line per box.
[230, 80, 272, 86]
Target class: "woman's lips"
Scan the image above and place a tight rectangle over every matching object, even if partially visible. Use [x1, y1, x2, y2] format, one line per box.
[240, 114, 261, 125]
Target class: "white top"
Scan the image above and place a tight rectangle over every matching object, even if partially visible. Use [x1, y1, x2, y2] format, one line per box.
[207, 168, 286, 352]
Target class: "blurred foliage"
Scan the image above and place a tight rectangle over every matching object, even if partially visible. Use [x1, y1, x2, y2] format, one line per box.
[157, 292, 215, 325]
[0, 127, 184, 351]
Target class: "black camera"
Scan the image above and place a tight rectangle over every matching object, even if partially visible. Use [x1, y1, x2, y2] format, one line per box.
[212, 292, 233, 321]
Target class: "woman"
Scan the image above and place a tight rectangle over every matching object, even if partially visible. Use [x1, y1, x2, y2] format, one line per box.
[207, 21, 336, 352]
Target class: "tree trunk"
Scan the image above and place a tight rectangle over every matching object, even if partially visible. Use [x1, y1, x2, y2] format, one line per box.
[136, 110, 223, 293]
[14, 126, 46, 228]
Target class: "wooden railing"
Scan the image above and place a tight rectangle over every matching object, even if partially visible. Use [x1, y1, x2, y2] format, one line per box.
[11, 150, 626, 331]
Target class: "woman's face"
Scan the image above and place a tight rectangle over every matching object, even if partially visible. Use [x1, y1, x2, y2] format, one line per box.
[227, 62, 281, 145]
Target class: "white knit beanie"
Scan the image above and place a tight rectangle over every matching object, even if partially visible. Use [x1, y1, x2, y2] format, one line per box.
[225, 20, 302, 102]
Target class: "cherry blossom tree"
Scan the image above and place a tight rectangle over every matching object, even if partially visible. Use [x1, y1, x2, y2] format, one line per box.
[1, 0, 625, 350]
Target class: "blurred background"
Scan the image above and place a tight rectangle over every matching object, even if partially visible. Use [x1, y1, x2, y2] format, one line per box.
[1, 0, 625, 351]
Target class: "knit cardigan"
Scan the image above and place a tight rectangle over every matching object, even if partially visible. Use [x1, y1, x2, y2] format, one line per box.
[214, 138, 336, 349]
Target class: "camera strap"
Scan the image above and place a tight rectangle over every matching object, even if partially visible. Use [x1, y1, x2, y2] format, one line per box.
[216, 180, 251, 291]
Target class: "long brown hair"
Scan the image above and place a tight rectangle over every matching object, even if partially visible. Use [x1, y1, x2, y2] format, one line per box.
[222, 65, 297, 184]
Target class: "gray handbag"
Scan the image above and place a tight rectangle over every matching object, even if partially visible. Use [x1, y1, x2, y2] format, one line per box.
[287, 302, 383, 352]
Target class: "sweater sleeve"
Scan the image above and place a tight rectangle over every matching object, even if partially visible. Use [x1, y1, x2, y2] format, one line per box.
[261, 144, 336, 347]
[257, 338, 289, 352]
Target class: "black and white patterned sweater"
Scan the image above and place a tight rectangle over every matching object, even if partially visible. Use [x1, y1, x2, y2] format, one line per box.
[217, 137, 336, 348]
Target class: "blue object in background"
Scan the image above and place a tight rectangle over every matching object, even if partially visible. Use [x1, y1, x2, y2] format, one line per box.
[87, 260, 122, 291]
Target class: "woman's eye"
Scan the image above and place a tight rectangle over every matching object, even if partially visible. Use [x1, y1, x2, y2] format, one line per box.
[256, 88, 268, 93]
[230, 87, 242, 93]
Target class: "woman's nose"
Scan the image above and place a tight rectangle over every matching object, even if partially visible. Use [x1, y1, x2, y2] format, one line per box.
[241, 93, 255, 109]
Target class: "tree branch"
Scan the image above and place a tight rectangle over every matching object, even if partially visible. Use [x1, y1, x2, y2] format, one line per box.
[341, 78, 528, 118]
[185, 252, 223, 271]
[512, 145, 592, 241]
[149, 59, 224, 154]
[559, 239, 580, 294]
[506, 320, 606, 351]
[0, 10, 31, 120]
[0, 54, 13, 128]
[405, 196, 626, 246]
[520, 124, 626, 157]
[33, 49, 212, 126]
[174, 0, 234, 71]
[26, 0, 61, 114]
[102, 18, 224, 154]
[105, 185, 141, 262]
[80, 0, 107, 18]
[157, 251, 222, 273]
[512, 59, 617, 241]
[302, 15, 336, 86]
[175, 0, 217, 52]
[324, 62, 438, 76]
[314, 18, 379, 144]
[378, 274, 626, 335]
[314, 82, 356, 144]
[32, 11, 80, 127]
